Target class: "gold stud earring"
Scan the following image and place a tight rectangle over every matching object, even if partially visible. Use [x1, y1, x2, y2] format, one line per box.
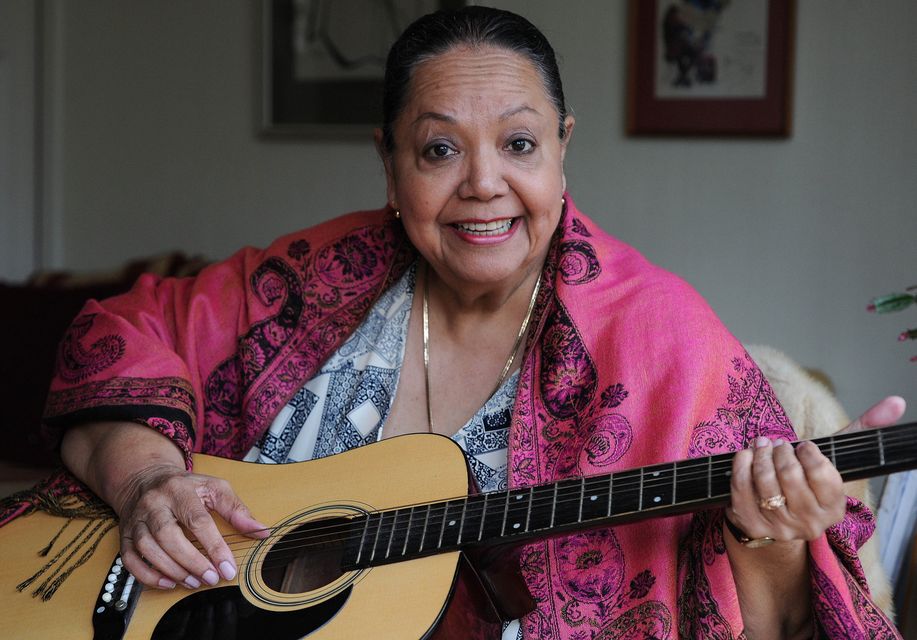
[394, 210, 401, 219]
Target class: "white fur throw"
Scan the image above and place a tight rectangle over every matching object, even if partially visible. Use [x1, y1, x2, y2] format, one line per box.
[746, 344, 894, 619]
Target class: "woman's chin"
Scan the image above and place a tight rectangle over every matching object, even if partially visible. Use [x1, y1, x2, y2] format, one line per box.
[435, 256, 538, 295]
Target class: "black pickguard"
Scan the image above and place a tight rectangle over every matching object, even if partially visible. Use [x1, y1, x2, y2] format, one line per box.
[150, 586, 351, 640]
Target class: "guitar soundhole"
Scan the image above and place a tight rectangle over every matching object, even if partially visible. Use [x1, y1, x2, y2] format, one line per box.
[261, 516, 351, 593]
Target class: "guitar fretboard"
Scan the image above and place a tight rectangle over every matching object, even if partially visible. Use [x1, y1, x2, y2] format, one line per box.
[344, 421, 917, 569]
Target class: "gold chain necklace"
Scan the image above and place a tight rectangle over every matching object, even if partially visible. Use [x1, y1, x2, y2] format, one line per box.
[422, 263, 542, 433]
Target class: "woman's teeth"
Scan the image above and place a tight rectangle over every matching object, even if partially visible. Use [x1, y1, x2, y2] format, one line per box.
[455, 219, 514, 235]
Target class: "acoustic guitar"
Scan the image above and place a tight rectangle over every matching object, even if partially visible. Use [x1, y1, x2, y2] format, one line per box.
[2, 422, 915, 639]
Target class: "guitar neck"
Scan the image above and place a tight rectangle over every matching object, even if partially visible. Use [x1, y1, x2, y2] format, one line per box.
[345, 421, 917, 569]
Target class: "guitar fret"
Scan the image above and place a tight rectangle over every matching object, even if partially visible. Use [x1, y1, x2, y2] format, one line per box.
[671, 463, 677, 505]
[525, 486, 533, 532]
[878, 430, 886, 467]
[385, 510, 399, 559]
[456, 499, 468, 545]
[437, 503, 448, 549]
[393, 507, 414, 558]
[401, 507, 415, 557]
[422, 502, 447, 554]
[866, 431, 883, 472]
[549, 483, 558, 528]
[355, 513, 371, 565]
[418, 504, 431, 553]
[459, 495, 484, 544]
[715, 455, 732, 498]
[477, 494, 488, 542]
[707, 456, 712, 498]
[606, 473, 614, 518]
[383, 510, 404, 560]
[500, 491, 511, 536]
[369, 512, 385, 563]
[830, 437, 837, 466]
[637, 468, 644, 511]
[577, 476, 585, 523]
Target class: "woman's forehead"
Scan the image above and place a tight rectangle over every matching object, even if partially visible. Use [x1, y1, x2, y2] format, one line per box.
[402, 45, 553, 119]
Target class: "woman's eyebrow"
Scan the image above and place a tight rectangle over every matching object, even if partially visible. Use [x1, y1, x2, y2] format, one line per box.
[500, 105, 540, 120]
[412, 111, 456, 126]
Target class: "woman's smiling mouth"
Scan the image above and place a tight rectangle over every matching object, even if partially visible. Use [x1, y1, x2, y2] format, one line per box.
[452, 218, 515, 236]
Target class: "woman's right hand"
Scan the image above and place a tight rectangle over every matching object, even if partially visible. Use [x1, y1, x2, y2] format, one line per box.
[61, 420, 268, 590]
[113, 463, 268, 590]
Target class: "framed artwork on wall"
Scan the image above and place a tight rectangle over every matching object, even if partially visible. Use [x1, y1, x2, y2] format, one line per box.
[261, 0, 465, 136]
[627, 0, 795, 137]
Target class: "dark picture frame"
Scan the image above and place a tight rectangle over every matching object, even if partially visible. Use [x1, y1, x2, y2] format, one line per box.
[261, 0, 464, 136]
[627, 0, 795, 137]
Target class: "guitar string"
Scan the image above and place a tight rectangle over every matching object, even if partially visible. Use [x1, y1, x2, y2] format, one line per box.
[218, 449, 917, 576]
[205, 428, 917, 561]
[177, 428, 917, 568]
[210, 428, 917, 562]
[214, 451, 917, 577]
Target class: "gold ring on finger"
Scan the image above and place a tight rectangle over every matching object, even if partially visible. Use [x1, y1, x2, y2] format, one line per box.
[758, 494, 787, 510]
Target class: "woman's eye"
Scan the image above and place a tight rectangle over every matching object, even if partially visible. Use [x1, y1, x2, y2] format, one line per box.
[425, 143, 455, 159]
[508, 138, 535, 153]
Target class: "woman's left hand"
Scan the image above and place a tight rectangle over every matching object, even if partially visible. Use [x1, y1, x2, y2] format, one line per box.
[729, 395, 907, 543]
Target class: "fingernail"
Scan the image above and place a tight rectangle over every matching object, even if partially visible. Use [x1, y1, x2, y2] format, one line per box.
[183, 576, 201, 589]
[755, 436, 770, 448]
[219, 561, 236, 581]
[158, 578, 176, 589]
[202, 569, 220, 586]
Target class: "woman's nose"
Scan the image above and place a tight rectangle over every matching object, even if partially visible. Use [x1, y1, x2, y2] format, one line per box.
[457, 149, 508, 201]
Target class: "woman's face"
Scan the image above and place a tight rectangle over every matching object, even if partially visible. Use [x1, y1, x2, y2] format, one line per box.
[379, 45, 574, 293]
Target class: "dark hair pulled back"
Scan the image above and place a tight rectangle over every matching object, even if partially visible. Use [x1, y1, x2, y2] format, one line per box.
[381, 5, 568, 154]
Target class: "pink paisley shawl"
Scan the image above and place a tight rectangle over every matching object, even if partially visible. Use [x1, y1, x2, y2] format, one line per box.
[31, 197, 897, 638]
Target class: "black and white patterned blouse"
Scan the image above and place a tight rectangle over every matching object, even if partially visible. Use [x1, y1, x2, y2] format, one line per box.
[244, 263, 516, 493]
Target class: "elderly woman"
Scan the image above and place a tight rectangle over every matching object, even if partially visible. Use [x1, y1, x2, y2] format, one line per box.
[40, 6, 902, 639]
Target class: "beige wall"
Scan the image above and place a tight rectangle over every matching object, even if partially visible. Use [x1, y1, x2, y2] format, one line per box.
[13, 0, 917, 419]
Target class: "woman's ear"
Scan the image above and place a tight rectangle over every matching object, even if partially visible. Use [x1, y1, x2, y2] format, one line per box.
[560, 115, 575, 156]
[560, 116, 575, 193]
[374, 128, 397, 206]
